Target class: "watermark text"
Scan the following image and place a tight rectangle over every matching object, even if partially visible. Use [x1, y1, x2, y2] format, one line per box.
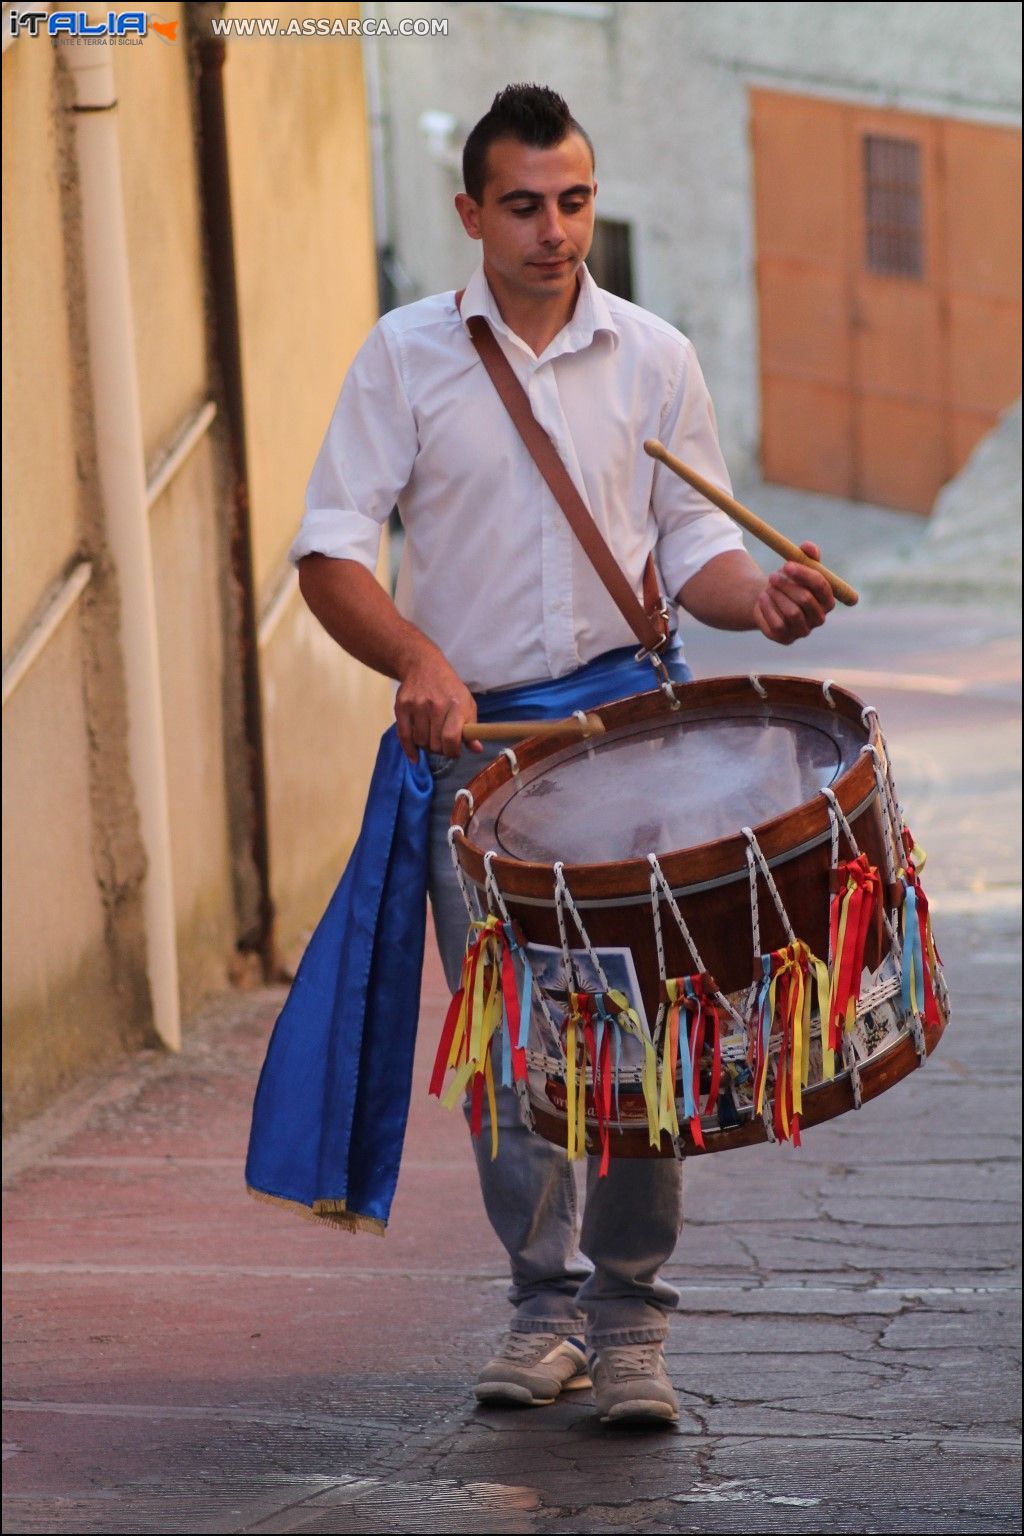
[210, 14, 449, 39]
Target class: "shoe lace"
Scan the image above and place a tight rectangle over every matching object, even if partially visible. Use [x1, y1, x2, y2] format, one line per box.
[497, 1332, 562, 1364]
[599, 1343, 662, 1381]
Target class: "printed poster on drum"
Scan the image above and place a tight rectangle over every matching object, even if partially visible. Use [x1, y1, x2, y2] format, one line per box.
[523, 942, 650, 1039]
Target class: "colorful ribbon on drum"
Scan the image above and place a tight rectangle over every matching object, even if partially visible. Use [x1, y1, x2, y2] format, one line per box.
[428, 913, 528, 1158]
[826, 852, 883, 1072]
[753, 941, 830, 1145]
[605, 992, 661, 1154]
[898, 829, 943, 1031]
[562, 989, 659, 1174]
[563, 993, 609, 1173]
[659, 976, 722, 1150]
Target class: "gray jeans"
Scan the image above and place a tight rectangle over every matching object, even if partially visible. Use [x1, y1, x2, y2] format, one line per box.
[427, 743, 684, 1347]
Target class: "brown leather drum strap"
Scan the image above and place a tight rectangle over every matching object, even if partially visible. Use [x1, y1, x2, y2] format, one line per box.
[459, 300, 668, 656]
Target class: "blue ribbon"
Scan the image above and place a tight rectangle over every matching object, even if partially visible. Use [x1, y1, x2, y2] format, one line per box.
[517, 952, 534, 1053]
[677, 977, 698, 1122]
[901, 878, 923, 1015]
[245, 729, 432, 1229]
[757, 953, 774, 1065]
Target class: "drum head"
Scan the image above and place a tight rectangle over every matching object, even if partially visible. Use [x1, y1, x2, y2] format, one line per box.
[469, 703, 865, 864]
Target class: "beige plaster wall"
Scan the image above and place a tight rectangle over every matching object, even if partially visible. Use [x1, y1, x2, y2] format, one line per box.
[223, 1, 394, 945]
[1, 35, 141, 1128]
[3, 22, 233, 1125]
[112, 11, 239, 1013]
[3, 9, 390, 1126]
[113, 1, 209, 462]
[148, 436, 237, 1013]
[1, 38, 83, 653]
[223, 0, 382, 595]
[260, 580, 395, 960]
[1, 617, 135, 1124]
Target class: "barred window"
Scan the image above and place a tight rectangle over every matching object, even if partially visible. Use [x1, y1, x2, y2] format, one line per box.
[863, 134, 924, 279]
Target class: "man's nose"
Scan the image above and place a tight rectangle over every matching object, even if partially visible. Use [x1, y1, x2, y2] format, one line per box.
[538, 201, 566, 244]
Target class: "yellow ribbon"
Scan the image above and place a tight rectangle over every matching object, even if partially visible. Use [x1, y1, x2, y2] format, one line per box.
[754, 942, 829, 1134]
[606, 989, 661, 1149]
[810, 951, 833, 1079]
[439, 915, 506, 1158]
[564, 1005, 580, 1160]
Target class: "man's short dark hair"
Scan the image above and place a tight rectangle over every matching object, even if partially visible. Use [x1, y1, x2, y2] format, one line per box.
[462, 84, 595, 202]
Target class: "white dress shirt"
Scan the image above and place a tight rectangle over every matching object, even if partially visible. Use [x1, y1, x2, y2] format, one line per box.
[291, 263, 745, 694]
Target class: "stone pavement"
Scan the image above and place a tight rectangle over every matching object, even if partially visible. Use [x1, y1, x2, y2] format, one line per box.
[3, 581, 1021, 1533]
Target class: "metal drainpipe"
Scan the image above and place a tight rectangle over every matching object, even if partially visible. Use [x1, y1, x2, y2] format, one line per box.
[188, 7, 276, 974]
[61, 37, 181, 1050]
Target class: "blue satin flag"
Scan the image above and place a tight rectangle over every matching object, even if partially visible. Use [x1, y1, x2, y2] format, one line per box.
[245, 644, 691, 1233]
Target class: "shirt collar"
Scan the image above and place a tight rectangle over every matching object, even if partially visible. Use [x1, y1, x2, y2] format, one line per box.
[457, 262, 620, 359]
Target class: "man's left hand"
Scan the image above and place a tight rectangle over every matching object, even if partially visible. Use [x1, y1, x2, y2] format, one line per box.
[753, 542, 835, 646]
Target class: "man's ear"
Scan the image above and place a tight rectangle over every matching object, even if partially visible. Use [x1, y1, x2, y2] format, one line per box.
[455, 192, 483, 240]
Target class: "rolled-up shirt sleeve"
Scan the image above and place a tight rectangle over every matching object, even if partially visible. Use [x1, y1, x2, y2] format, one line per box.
[652, 339, 746, 599]
[288, 320, 418, 570]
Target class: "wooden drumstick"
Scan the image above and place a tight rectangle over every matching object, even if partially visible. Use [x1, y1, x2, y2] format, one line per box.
[463, 714, 606, 743]
[643, 439, 859, 607]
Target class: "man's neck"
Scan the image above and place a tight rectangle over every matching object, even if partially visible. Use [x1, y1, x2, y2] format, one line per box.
[483, 263, 582, 357]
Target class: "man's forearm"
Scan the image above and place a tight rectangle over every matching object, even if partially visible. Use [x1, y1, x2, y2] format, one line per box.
[677, 545, 835, 646]
[297, 554, 442, 679]
[296, 554, 478, 760]
[676, 550, 766, 630]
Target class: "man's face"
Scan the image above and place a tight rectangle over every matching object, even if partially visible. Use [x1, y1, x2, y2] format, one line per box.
[455, 131, 596, 306]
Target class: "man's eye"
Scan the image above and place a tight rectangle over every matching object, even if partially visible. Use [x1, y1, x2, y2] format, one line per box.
[510, 206, 537, 217]
[561, 202, 586, 214]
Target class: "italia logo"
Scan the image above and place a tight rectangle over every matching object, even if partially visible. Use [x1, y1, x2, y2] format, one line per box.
[7, 10, 179, 41]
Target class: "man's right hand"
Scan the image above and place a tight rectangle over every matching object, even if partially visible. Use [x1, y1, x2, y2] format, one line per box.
[395, 647, 480, 764]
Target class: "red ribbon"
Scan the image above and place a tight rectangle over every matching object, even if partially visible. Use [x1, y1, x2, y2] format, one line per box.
[827, 854, 882, 1050]
[901, 829, 943, 1030]
[429, 918, 527, 1122]
[675, 975, 723, 1151]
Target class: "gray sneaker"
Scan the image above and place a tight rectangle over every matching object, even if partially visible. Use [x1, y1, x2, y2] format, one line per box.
[474, 1331, 590, 1406]
[589, 1342, 680, 1424]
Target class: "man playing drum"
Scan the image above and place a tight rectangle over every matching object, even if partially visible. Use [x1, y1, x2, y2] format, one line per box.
[292, 84, 835, 1425]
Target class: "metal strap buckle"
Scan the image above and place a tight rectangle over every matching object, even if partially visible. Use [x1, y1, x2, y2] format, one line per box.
[633, 620, 671, 666]
[637, 648, 678, 699]
[634, 593, 671, 647]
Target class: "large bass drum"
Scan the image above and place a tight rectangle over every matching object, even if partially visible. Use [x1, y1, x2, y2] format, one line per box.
[438, 675, 949, 1164]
